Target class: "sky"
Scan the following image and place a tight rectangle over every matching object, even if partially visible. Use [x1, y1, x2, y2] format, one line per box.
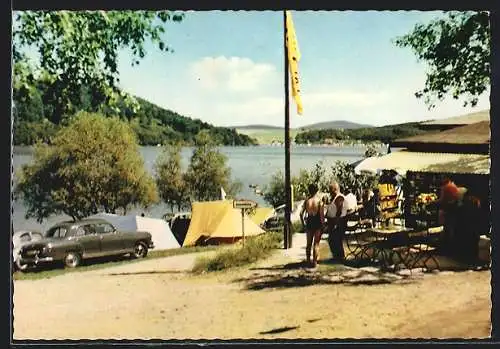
[20, 10, 491, 128]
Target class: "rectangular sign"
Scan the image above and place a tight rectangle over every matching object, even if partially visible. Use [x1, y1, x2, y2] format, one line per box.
[233, 200, 257, 210]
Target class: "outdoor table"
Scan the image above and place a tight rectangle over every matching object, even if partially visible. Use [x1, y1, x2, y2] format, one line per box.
[366, 227, 413, 268]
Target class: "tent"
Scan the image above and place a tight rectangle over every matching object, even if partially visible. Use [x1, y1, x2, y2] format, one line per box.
[89, 213, 180, 251]
[249, 207, 275, 226]
[183, 200, 266, 247]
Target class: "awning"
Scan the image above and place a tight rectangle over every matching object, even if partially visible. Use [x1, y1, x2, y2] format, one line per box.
[354, 150, 490, 175]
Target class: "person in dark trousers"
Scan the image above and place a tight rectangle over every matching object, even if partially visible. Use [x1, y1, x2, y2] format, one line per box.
[326, 181, 348, 263]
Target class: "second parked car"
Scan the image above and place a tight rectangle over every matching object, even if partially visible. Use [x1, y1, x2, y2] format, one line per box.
[17, 218, 155, 270]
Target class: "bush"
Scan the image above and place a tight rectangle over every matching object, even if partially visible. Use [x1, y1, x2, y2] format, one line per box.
[192, 232, 283, 273]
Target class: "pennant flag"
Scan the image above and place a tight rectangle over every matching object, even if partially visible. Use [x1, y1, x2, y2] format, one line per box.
[221, 187, 227, 200]
[285, 10, 303, 115]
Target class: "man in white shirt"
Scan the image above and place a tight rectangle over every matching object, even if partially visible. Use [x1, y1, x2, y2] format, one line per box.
[344, 187, 358, 215]
[326, 181, 348, 262]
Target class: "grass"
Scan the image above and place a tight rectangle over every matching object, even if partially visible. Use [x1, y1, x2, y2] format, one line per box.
[13, 245, 220, 281]
[192, 232, 284, 274]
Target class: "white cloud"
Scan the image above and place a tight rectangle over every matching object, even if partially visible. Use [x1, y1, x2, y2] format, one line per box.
[189, 56, 279, 93]
[217, 96, 284, 119]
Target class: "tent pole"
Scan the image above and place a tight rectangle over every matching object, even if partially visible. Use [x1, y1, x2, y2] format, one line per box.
[283, 10, 292, 249]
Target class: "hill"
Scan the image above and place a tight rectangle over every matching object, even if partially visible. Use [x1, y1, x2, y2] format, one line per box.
[294, 120, 430, 145]
[233, 124, 283, 131]
[13, 83, 258, 147]
[298, 120, 373, 130]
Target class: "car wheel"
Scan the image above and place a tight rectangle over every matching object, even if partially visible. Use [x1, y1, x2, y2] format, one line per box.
[15, 258, 30, 272]
[64, 252, 81, 268]
[132, 242, 148, 259]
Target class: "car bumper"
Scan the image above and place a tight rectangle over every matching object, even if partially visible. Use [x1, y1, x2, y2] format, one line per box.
[148, 243, 155, 249]
[20, 256, 54, 265]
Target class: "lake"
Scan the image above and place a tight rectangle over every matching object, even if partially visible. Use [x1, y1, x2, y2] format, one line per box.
[11, 144, 386, 232]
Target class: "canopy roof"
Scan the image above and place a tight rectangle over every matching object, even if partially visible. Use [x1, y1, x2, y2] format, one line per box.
[355, 150, 490, 176]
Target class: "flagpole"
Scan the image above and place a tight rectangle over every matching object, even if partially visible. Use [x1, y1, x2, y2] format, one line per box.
[283, 10, 292, 249]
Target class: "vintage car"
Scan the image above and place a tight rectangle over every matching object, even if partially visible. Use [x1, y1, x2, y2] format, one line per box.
[12, 230, 44, 271]
[17, 218, 155, 270]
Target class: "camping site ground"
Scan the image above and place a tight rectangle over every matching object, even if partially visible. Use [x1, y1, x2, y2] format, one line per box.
[13, 235, 491, 340]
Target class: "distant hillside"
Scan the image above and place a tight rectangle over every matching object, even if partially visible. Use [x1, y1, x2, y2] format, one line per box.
[294, 120, 430, 145]
[13, 82, 258, 146]
[234, 124, 283, 131]
[298, 120, 373, 130]
[232, 120, 372, 132]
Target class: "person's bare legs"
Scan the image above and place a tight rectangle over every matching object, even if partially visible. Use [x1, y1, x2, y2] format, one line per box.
[312, 229, 323, 267]
[305, 229, 314, 264]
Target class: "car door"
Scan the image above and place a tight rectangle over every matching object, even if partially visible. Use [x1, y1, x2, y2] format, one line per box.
[74, 225, 101, 258]
[94, 222, 125, 256]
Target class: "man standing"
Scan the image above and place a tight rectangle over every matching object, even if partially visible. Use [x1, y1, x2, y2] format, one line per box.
[326, 182, 348, 263]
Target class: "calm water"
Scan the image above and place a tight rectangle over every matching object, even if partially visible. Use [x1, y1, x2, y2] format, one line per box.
[11, 144, 385, 232]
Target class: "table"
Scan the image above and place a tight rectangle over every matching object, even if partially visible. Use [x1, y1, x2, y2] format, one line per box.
[366, 227, 414, 271]
[344, 222, 444, 272]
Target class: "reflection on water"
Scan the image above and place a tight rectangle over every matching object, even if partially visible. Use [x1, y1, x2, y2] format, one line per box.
[11, 144, 385, 231]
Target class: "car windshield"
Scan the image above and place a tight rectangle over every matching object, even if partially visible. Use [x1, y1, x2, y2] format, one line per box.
[46, 227, 68, 238]
[31, 232, 43, 241]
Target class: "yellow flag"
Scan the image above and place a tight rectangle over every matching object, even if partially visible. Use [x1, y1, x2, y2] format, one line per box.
[285, 10, 303, 115]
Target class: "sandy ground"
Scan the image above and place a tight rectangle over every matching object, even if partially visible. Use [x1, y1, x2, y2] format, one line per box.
[13, 234, 491, 340]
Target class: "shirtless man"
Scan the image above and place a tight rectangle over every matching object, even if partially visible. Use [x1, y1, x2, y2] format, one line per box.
[300, 183, 325, 267]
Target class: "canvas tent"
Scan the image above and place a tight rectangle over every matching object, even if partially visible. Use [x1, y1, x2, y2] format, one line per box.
[183, 200, 266, 247]
[89, 213, 180, 250]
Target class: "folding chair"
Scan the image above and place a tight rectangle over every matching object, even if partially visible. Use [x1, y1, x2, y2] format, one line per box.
[407, 227, 442, 272]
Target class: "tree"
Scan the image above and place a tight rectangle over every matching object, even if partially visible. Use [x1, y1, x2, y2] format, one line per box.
[263, 170, 291, 208]
[184, 130, 241, 202]
[394, 11, 490, 109]
[15, 112, 158, 222]
[330, 161, 378, 199]
[155, 143, 189, 212]
[263, 161, 379, 207]
[13, 10, 184, 124]
[364, 144, 381, 158]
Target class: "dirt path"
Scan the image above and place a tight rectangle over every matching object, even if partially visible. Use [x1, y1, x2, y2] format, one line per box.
[13, 234, 491, 340]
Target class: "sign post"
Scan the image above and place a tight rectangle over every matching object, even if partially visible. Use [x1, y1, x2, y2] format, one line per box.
[233, 199, 258, 247]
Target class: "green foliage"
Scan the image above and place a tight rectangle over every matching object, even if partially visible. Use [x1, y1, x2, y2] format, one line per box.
[184, 130, 242, 202]
[128, 97, 257, 146]
[154, 143, 190, 212]
[13, 120, 58, 145]
[364, 144, 382, 158]
[394, 11, 490, 109]
[191, 232, 282, 273]
[262, 170, 297, 208]
[294, 123, 427, 145]
[329, 161, 378, 196]
[293, 161, 331, 199]
[13, 10, 184, 123]
[14, 112, 158, 222]
[263, 161, 379, 207]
